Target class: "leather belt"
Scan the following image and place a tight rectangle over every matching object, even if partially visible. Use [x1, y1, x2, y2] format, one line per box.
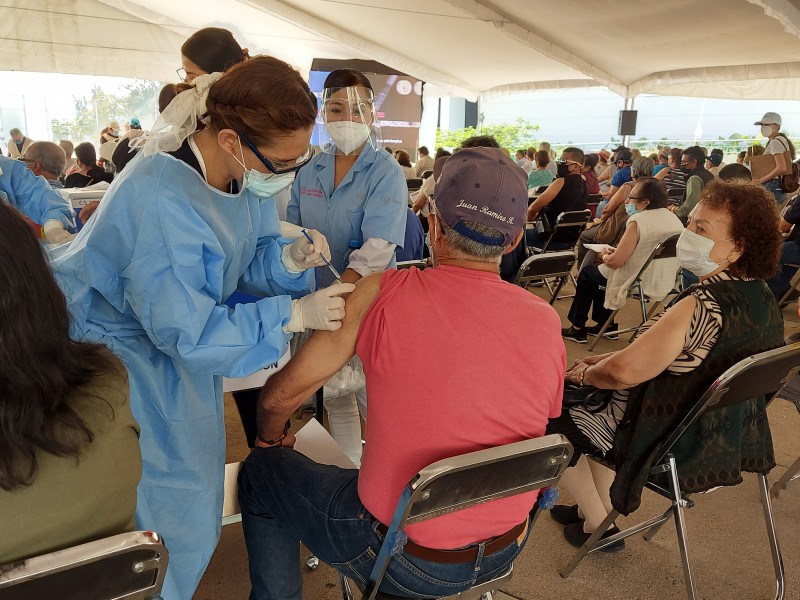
[375, 519, 527, 564]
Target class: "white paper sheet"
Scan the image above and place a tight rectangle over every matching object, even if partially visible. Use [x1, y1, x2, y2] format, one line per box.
[584, 243, 615, 253]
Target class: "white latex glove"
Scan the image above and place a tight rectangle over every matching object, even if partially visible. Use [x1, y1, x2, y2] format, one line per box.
[279, 221, 305, 239]
[283, 229, 332, 272]
[43, 220, 75, 245]
[284, 282, 356, 333]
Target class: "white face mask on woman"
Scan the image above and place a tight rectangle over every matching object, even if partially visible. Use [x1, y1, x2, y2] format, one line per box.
[761, 125, 774, 138]
[325, 121, 370, 156]
[676, 228, 732, 277]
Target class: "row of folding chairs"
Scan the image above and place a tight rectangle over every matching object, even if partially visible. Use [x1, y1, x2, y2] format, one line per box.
[2, 352, 800, 600]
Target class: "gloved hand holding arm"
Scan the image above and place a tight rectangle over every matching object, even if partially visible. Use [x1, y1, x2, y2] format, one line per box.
[281, 228, 331, 272]
[284, 282, 356, 332]
[43, 219, 75, 245]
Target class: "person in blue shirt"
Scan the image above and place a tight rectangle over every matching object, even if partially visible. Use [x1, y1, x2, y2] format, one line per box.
[0, 155, 74, 244]
[596, 149, 633, 218]
[287, 69, 407, 465]
[397, 206, 425, 261]
[49, 58, 352, 600]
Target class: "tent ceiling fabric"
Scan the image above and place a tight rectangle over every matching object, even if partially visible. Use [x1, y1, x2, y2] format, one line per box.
[7, 0, 800, 101]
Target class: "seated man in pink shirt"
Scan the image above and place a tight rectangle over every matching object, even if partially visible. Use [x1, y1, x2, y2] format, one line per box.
[238, 147, 566, 600]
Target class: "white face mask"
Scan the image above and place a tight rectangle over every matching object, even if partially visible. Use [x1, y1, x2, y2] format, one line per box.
[325, 121, 370, 155]
[761, 125, 774, 137]
[676, 228, 731, 277]
[234, 139, 295, 196]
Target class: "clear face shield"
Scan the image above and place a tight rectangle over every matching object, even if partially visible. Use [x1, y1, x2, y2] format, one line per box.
[319, 86, 382, 156]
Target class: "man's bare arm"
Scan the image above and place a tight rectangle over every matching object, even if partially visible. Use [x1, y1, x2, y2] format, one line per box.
[256, 273, 383, 444]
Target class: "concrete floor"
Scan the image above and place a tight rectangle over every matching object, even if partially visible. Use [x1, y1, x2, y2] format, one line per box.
[195, 282, 800, 600]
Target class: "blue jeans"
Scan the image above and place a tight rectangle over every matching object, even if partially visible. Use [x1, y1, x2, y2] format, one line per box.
[767, 240, 800, 298]
[238, 448, 530, 600]
[765, 178, 785, 204]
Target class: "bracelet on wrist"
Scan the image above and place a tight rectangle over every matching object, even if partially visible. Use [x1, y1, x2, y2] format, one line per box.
[578, 365, 589, 387]
[257, 421, 291, 447]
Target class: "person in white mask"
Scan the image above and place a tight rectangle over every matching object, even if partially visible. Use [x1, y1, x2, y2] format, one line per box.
[287, 68, 408, 466]
[49, 57, 353, 600]
[545, 179, 783, 551]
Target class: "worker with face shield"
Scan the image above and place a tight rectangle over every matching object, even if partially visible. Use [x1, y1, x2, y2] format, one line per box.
[288, 69, 407, 466]
[49, 57, 353, 600]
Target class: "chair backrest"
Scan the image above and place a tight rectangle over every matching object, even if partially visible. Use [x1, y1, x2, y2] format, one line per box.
[535, 185, 549, 195]
[421, 170, 433, 180]
[401, 434, 573, 526]
[406, 178, 423, 191]
[396, 260, 427, 270]
[632, 232, 681, 284]
[0, 531, 168, 600]
[514, 251, 576, 287]
[657, 343, 800, 465]
[542, 209, 592, 252]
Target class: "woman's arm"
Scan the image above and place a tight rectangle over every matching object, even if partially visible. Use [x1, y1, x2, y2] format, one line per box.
[600, 182, 631, 221]
[526, 178, 564, 220]
[601, 221, 638, 268]
[654, 167, 670, 182]
[581, 295, 696, 389]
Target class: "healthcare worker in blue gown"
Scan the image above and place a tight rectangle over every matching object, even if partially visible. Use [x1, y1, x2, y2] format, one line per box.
[0, 154, 75, 244]
[287, 69, 407, 466]
[49, 58, 355, 600]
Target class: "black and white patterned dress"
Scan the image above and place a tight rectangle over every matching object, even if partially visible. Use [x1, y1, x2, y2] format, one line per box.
[568, 272, 732, 454]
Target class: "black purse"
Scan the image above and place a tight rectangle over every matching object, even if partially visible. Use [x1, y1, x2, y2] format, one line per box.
[563, 383, 614, 413]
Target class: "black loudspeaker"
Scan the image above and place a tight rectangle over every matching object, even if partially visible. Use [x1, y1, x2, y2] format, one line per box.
[618, 110, 638, 136]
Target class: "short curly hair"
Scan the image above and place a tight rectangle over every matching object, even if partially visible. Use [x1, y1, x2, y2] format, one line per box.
[697, 179, 781, 280]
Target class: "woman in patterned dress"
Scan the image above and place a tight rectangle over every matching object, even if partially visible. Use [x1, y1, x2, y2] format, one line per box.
[546, 178, 784, 551]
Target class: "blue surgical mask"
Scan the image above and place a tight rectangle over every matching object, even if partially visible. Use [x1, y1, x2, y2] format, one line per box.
[625, 203, 640, 217]
[235, 139, 295, 196]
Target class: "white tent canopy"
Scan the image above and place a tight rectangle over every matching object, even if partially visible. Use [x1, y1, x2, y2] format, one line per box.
[5, 0, 800, 101]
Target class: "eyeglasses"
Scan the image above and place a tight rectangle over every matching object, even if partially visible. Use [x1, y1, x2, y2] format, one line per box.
[176, 67, 187, 82]
[176, 67, 199, 83]
[627, 195, 646, 202]
[239, 132, 315, 175]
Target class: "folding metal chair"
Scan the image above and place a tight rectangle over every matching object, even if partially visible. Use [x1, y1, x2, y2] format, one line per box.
[341, 434, 574, 600]
[406, 178, 423, 192]
[421, 170, 433, 180]
[514, 251, 576, 304]
[0, 531, 168, 600]
[586, 232, 680, 351]
[777, 263, 800, 308]
[771, 370, 800, 497]
[561, 343, 800, 600]
[528, 209, 591, 255]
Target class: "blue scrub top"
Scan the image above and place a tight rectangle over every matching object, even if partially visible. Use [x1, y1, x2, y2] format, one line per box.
[288, 144, 407, 287]
[0, 155, 73, 227]
[50, 151, 314, 599]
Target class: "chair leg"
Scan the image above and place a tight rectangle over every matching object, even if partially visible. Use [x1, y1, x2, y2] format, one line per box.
[666, 455, 698, 600]
[642, 505, 674, 541]
[758, 474, 786, 600]
[771, 456, 800, 498]
[629, 300, 662, 343]
[587, 310, 619, 352]
[560, 510, 618, 578]
[549, 276, 567, 305]
[339, 572, 355, 600]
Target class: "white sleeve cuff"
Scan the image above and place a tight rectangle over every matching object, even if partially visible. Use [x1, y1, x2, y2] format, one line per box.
[347, 238, 397, 276]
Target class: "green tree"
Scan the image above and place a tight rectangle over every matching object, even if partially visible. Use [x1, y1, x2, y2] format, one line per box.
[51, 80, 164, 143]
[435, 118, 540, 150]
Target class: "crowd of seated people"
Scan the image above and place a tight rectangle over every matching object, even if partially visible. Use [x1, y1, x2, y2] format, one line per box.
[4, 48, 798, 600]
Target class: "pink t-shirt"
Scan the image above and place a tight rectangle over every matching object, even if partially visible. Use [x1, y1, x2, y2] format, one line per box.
[357, 265, 565, 549]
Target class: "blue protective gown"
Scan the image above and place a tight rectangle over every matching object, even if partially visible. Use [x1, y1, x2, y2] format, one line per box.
[0, 155, 73, 227]
[50, 151, 314, 600]
[288, 144, 407, 288]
